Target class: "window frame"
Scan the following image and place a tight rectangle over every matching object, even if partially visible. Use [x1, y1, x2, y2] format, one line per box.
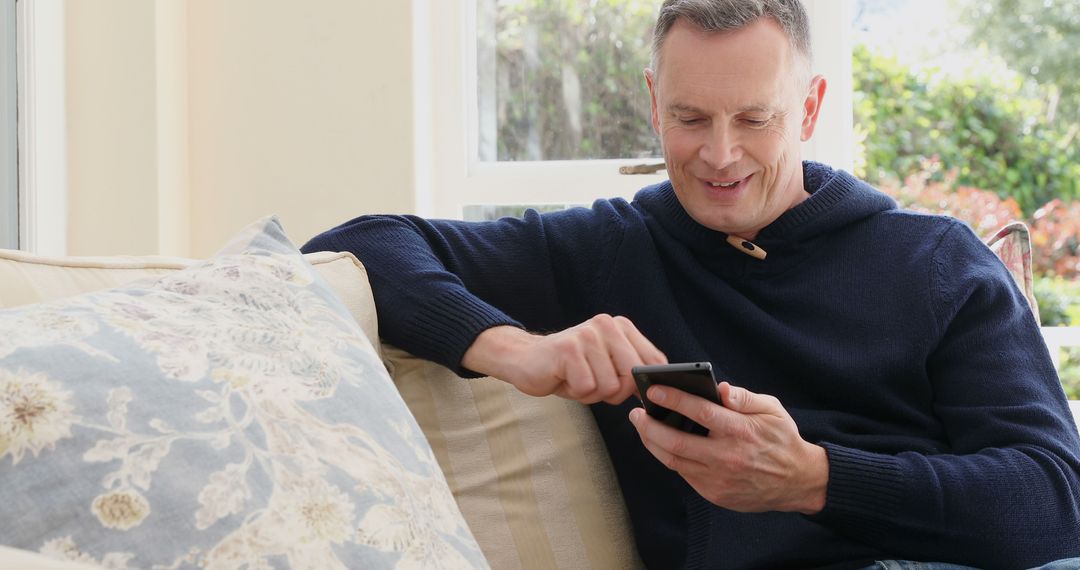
[16, 0, 66, 255]
[414, 0, 854, 219]
[1, 0, 16, 249]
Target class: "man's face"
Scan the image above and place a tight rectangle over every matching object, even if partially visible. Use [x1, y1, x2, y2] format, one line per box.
[646, 18, 825, 239]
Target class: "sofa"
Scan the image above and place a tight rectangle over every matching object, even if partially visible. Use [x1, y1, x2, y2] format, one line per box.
[0, 217, 1076, 569]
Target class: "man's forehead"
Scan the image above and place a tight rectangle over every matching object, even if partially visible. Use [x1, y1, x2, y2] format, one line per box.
[655, 18, 799, 102]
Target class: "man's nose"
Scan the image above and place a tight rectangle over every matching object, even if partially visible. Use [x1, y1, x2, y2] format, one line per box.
[699, 125, 741, 170]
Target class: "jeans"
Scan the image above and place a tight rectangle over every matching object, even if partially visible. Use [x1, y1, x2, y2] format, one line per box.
[866, 559, 1080, 570]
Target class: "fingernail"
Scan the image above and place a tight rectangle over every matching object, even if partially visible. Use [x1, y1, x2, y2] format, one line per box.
[650, 386, 666, 403]
[629, 408, 642, 424]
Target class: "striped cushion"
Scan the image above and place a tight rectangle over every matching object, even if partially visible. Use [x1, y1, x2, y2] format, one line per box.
[385, 346, 643, 569]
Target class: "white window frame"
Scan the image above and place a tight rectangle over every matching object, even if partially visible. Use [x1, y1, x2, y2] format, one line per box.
[16, 0, 66, 255]
[414, 0, 854, 219]
[1, 0, 16, 249]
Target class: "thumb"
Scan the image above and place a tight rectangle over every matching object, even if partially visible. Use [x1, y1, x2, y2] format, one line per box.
[720, 382, 783, 416]
[720, 382, 756, 412]
[719, 382, 744, 410]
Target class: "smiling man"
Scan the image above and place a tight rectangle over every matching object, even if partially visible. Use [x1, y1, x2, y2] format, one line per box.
[304, 0, 1080, 567]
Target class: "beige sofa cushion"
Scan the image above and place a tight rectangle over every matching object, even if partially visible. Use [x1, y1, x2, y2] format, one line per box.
[386, 347, 643, 570]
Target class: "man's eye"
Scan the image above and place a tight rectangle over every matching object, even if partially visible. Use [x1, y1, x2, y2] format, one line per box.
[677, 117, 704, 125]
[743, 118, 770, 127]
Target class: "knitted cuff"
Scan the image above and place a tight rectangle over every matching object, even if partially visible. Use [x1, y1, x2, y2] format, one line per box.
[809, 443, 905, 541]
[406, 288, 522, 378]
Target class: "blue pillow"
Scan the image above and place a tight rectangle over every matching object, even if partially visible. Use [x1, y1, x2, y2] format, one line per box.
[0, 217, 487, 569]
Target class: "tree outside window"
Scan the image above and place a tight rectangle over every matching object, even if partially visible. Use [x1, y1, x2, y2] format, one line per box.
[477, 0, 659, 162]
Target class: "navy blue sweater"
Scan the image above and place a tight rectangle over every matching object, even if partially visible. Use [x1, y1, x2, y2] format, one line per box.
[303, 162, 1080, 569]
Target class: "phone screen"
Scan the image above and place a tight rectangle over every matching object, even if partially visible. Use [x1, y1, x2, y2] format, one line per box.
[631, 362, 721, 436]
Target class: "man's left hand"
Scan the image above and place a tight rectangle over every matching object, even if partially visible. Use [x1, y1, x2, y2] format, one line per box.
[629, 382, 828, 515]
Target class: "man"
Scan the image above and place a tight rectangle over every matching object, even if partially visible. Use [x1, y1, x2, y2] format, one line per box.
[303, 0, 1080, 567]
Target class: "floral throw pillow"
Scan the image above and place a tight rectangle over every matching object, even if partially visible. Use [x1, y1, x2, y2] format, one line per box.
[0, 217, 487, 569]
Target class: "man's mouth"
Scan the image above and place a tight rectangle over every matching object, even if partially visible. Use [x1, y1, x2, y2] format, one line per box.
[702, 174, 751, 191]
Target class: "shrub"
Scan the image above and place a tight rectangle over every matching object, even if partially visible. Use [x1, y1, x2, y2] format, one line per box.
[1057, 347, 1080, 400]
[876, 159, 1022, 238]
[853, 44, 1080, 215]
[1029, 200, 1080, 280]
[1034, 277, 1074, 326]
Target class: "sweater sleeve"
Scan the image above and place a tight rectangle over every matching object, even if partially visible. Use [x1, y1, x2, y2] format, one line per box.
[300, 204, 626, 376]
[812, 221, 1080, 568]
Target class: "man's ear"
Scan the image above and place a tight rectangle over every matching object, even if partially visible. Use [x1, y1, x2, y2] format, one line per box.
[800, 74, 827, 141]
[645, 69, 660, 135]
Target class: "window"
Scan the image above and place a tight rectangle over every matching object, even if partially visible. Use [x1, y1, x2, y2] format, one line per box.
[476, 0, 660, 163]
[1, 0, 16, 250]
[850, 0, 1075, 241]
[416, 0, 853, 220]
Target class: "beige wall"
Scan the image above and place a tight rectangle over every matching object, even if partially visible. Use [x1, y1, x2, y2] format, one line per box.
[66, 0, 415, 257]
[66, 0, 160, 255]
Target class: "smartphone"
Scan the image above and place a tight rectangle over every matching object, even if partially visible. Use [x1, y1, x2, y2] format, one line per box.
[631, 362, 721, 436]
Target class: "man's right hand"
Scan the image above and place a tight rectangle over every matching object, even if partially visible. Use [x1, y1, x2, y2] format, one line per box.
[461, 315, 668, 405]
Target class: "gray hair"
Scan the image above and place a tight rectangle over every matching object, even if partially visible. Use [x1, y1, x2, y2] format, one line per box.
[651, 0, 812, 77]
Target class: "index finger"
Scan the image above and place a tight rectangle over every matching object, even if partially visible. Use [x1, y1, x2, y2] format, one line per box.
[613, 316, 668, 367]
[605, 316, 667, 404]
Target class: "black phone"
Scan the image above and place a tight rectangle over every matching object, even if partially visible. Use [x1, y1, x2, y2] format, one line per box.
[631, 362, 721, 436]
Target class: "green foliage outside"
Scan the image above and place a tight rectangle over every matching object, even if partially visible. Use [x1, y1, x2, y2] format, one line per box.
[492, 0, 658, 160]
[1058, 346, 1080, 399]
[853, 43, 1080, 216]
[1035, 278, 1079, 327]
[963, 0, 1080, 128]
[1035, 278, 1080, 398]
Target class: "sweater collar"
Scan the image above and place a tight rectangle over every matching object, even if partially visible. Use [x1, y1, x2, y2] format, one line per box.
[636, 161, 897, 256]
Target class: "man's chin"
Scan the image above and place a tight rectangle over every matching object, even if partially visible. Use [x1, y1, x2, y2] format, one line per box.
[692, 214, 743, 235]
